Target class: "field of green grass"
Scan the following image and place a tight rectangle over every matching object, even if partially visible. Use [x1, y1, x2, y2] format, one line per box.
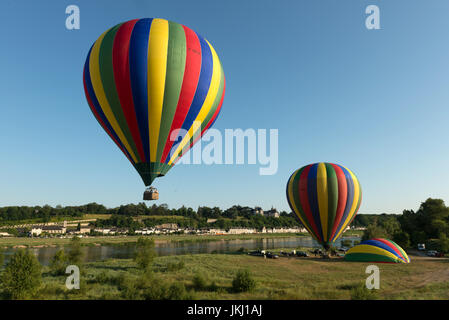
[34, 252, 449, 300]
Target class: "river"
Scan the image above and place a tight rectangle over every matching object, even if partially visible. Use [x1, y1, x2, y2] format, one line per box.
[2, 236, 360, 265]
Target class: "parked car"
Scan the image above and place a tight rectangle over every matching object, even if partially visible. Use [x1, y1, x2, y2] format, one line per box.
[426, 250, 437, 257]
[338, 247, 349, 253]
[248, 250, 265, 256]
[266, 252, 279, 259]
[417, 243, 426, 251]
[296, 251, 309, 257]
[435, 252, 445, 257]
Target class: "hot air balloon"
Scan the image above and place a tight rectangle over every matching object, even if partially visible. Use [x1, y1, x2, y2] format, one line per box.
[344, 238, 410, 263]
[286, 163, 362, 249]
[83, 18, 226, 200]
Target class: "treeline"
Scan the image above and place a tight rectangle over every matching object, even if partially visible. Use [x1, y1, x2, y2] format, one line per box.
[360, 198, 449, 252]
[0, 203, 107, 222]
[0, 203, 304, 230]
[93, 214, 302, 231]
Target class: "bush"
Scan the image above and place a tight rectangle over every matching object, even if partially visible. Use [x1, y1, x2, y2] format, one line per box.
[232, 269, 256, 293]
[166, 282, 190, 300]
[134, 237, 156, 271]
[192, 273, 208, 290]
[166, 261, 185, 272]
[0, 249, 42, 299]
[50, 249, 67, 276]
[350, 285, 378, 300]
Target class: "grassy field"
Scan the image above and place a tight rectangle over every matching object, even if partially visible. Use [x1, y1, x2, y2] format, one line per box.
[32, 251, 449, 300]
[0, 232, 318, 247]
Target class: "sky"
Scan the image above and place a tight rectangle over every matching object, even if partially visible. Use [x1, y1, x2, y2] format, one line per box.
[0, 0, 449, 214]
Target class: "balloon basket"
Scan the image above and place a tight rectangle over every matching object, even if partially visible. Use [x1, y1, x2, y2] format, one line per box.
[143, 187, 159, 201]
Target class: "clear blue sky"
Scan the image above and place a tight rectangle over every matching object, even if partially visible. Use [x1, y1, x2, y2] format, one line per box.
[1, 1, 449, 214]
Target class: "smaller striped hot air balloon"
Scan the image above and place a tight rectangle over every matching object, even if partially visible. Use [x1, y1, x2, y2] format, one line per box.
[286, 162, 362, 249]
[344, 239, 410, 263]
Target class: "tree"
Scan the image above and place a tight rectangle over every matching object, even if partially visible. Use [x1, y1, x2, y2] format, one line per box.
[50, 249, 68, 275]
[393, 231, 411, 249]
[134, 237, 156, 271]
[0, 248, 4, 267]
[436, 233, 449, 253]
[0, 249, 42, 299]
[361, 222, 389, 241]
[67, 236, 84, 266]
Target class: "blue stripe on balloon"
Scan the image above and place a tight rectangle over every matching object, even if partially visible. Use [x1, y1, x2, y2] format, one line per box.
[84, 48, 135, 164]
[165, 33, 213, 163]
[361, 239, 405, 262]
[307, 163, 324, 241]
[129, 18, 152, 163]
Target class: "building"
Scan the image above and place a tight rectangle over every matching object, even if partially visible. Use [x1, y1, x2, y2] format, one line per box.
[42, 226, 66, 234]
[264, 207, 280, 218]
[227, 228, 256, 235]
[67, 227, 91, 235]
[0, 232, 12, 237]
[94, 228, 111, 235]
[252, 207, 264, 216]
[30, 227, 43, 236]
[155, 223, 178, 230]
[135, 228, 156, 235]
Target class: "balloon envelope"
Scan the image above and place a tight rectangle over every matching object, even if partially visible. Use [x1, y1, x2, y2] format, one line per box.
[83, 18, 225, 186]
[345, 238, 410, 263]
[286, 162, 362, 248]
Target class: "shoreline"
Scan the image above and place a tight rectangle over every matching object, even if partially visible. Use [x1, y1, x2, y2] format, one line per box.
[0, 231, 362, 248]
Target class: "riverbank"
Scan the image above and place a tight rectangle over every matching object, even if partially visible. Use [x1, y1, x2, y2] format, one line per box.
[31, 251, 449, 300]
[0, 232, 329, 248]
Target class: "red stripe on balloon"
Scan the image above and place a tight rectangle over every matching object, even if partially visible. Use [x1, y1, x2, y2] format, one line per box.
[373, 238, 407, 262]
[112, 19, 147, 162]
[329, 163, 348, 241]
[161, 25, 202, 163]
[173, 77, 226, 164]
[83, 72, 134, 165]
[298, 164, 322, 243]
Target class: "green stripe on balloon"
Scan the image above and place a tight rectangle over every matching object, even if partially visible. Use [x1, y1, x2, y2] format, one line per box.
[345, 253, 402, 263]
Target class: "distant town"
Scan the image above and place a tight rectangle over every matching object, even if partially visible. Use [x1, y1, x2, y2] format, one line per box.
[0, 206, 316, 238]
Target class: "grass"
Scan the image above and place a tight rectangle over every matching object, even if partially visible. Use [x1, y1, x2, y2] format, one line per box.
[21, 251, 449, 300]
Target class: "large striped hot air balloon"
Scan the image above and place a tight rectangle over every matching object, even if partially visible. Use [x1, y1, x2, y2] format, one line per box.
[83, 18, 225, 198]
[286, 163, 362, 249]
[345, 239, 410, 263]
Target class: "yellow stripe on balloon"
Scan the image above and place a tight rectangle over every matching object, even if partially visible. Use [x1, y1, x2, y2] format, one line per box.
[347, 244, 401, 261]
[168, 40, 221, 164]
[287, 171, 317, 241]
[316, 163, 329, 241]
[89, 30, 138, 163]
[147, 18, 169, 162]
[334, 167, 360, 240]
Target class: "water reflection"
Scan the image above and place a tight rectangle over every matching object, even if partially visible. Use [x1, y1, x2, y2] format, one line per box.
[3, 236, 359, 266]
